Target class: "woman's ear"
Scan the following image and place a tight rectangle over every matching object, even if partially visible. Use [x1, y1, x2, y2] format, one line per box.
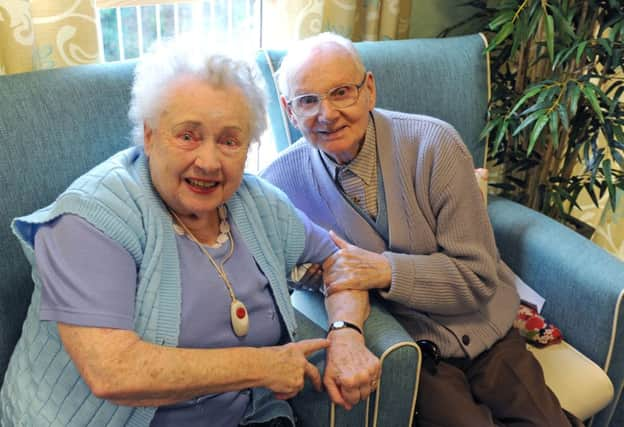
[143, 123, 153, 156]
[280, 95, 299, 129]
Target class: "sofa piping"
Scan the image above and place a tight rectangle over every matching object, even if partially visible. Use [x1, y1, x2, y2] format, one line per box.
[478, 32, 491, 169]
[598, 288, 624, 425]
[372, 341, 421, 427]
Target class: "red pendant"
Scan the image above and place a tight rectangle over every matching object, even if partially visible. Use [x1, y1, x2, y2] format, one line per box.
[236, 306, 246, 319]
[230, 300, 249, 337]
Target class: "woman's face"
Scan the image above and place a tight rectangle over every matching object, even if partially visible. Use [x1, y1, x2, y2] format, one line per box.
[144, 75, 251, 222]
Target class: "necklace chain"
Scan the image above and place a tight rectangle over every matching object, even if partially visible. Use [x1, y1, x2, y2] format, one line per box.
[169, 207, 237, 302]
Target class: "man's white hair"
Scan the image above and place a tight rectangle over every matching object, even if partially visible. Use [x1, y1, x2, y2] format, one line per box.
[128, 36, 267, 146]
[276, 32, 366, 99]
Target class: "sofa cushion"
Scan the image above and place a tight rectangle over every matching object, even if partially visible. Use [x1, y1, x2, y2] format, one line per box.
[528, 341, 613, 420]
[0, 61, 137, 385]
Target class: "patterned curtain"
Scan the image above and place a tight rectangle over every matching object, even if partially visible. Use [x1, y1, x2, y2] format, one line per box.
[262, 0, 413, 46]
[0, 0, 100, 75]
[574, 190, 624, 260]
[591, 192, 624, 260]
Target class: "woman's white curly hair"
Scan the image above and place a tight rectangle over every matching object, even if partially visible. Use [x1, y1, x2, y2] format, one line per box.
[128, 36, 267, 146]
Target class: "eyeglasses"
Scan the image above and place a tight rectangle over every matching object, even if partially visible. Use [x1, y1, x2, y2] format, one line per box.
[287, 73, 368, 117]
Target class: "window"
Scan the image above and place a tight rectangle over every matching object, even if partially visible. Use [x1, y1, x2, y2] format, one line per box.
[96, 1, 262, 62]
[95, 1, 273, 171]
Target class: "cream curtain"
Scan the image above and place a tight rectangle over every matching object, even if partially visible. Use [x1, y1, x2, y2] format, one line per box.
[574, 189, 624, 260]
[262, 0, 413, 46]
[0, 0, 100, 75]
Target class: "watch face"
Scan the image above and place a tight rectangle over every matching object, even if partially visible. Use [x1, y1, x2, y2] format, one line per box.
[333, 321, 346, 328]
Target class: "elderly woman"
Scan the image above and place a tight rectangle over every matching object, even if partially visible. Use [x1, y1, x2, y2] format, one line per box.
[0, 39, 379, 427]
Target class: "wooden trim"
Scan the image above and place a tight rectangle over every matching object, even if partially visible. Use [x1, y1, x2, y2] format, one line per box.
[479, 32, 492, 168]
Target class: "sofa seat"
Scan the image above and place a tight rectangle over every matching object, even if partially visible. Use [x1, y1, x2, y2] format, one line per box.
[528, 341, 613, 421]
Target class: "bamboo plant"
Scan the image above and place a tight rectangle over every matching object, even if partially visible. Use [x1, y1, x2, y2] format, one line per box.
[446, 1, 624, 228]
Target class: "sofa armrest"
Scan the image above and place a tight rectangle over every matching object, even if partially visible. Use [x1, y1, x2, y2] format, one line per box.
[488, 196, 624, 426]
[290, 290, 420, 427]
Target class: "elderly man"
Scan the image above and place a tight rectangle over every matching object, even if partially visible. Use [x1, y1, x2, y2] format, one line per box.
[261, 32, 580, 427]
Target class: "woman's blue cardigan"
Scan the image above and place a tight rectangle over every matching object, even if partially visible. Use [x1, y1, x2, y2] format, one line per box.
[1, 147, 306, 426]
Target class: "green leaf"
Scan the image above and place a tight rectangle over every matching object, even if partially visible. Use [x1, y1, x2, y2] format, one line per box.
[549, 112, 560, 149]
[581, 85, 605, 123]
[614, 125, 624, 145]
[576, 41, 588, 64]
[527, 9, 542, 41]
[549, 4, 576, 40]
[535, 85, 558, 106]
[584, 183, 600, 208]
[569, 84, 581, 116]
[521, 102, 550, 116]
[603, 159, 616, 211]
[612, 149, 624, 171]
[487, 21, 514, 51]
[557, 103, 569, 130]
[493, 120, 510, 153]
[608, 86, 624, 116]
[553, 47, 575, 69]
[545, 14, 555, 63]
[509, 85, 544, 116]
[479, 117, 502, 141]
[598, 38, 613, 56]
[607, 21, 622, 43]
[488, 10, 515, 31]
[528, 114, 550, 155]
[512, 109, 547, 136]
[553, 190, 565, 216]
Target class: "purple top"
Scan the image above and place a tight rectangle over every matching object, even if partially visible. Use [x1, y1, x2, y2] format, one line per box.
[34, 211, 336, 427]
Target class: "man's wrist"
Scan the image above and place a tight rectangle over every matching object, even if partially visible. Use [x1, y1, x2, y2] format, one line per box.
[379, 252, 393, 290]
[328, 320, 363, 335]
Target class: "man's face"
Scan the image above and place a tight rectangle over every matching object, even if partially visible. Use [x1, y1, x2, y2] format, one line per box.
[282, 43, 376, 164]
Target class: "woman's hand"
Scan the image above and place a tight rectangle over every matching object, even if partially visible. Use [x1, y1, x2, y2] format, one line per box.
[264, 338, 330, 400]
[322, 231, 392, 295]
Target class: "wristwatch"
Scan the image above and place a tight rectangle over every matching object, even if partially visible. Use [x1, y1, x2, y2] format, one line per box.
[328, 320, 363, 335]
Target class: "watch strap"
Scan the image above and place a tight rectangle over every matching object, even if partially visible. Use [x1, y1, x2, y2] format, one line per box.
[328, 320, 363, 335]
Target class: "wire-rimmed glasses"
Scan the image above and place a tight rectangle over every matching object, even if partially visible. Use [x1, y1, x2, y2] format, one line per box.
[287, 73, 368, 117]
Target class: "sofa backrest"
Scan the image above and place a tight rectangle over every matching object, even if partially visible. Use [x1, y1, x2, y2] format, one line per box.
[256, 34, 490, 167]
[0, 61, 136, 384]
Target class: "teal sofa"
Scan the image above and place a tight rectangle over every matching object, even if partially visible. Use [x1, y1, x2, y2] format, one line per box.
[255, 34, 624, 427]
[0, 33, 622, 427]
[0, 54, 418, 427]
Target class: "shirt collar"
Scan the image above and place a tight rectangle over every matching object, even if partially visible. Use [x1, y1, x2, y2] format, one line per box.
[320, 116, 377, 185]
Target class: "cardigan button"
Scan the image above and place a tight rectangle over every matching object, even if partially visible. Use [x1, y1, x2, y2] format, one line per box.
[462, 335, 470, 345]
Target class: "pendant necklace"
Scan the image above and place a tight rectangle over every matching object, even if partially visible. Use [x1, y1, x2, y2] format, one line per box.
[170, 205, 249, 337]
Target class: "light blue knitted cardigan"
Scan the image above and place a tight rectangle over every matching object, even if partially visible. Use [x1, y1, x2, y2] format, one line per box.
[1, 147, 305, 426]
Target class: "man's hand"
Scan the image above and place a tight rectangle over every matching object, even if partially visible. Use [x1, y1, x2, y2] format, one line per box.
[323, 328, 381, 410]
[295, 263, 324, 292]
[322, 231, 392, 295]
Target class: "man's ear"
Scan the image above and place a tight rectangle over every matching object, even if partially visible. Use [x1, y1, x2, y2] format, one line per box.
[280, 95, 299, 129]
[365, 71, 377, 111]
[143, 123, 153, 156]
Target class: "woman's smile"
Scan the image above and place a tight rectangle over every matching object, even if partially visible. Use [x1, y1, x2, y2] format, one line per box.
[185, 177, 220, 194]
